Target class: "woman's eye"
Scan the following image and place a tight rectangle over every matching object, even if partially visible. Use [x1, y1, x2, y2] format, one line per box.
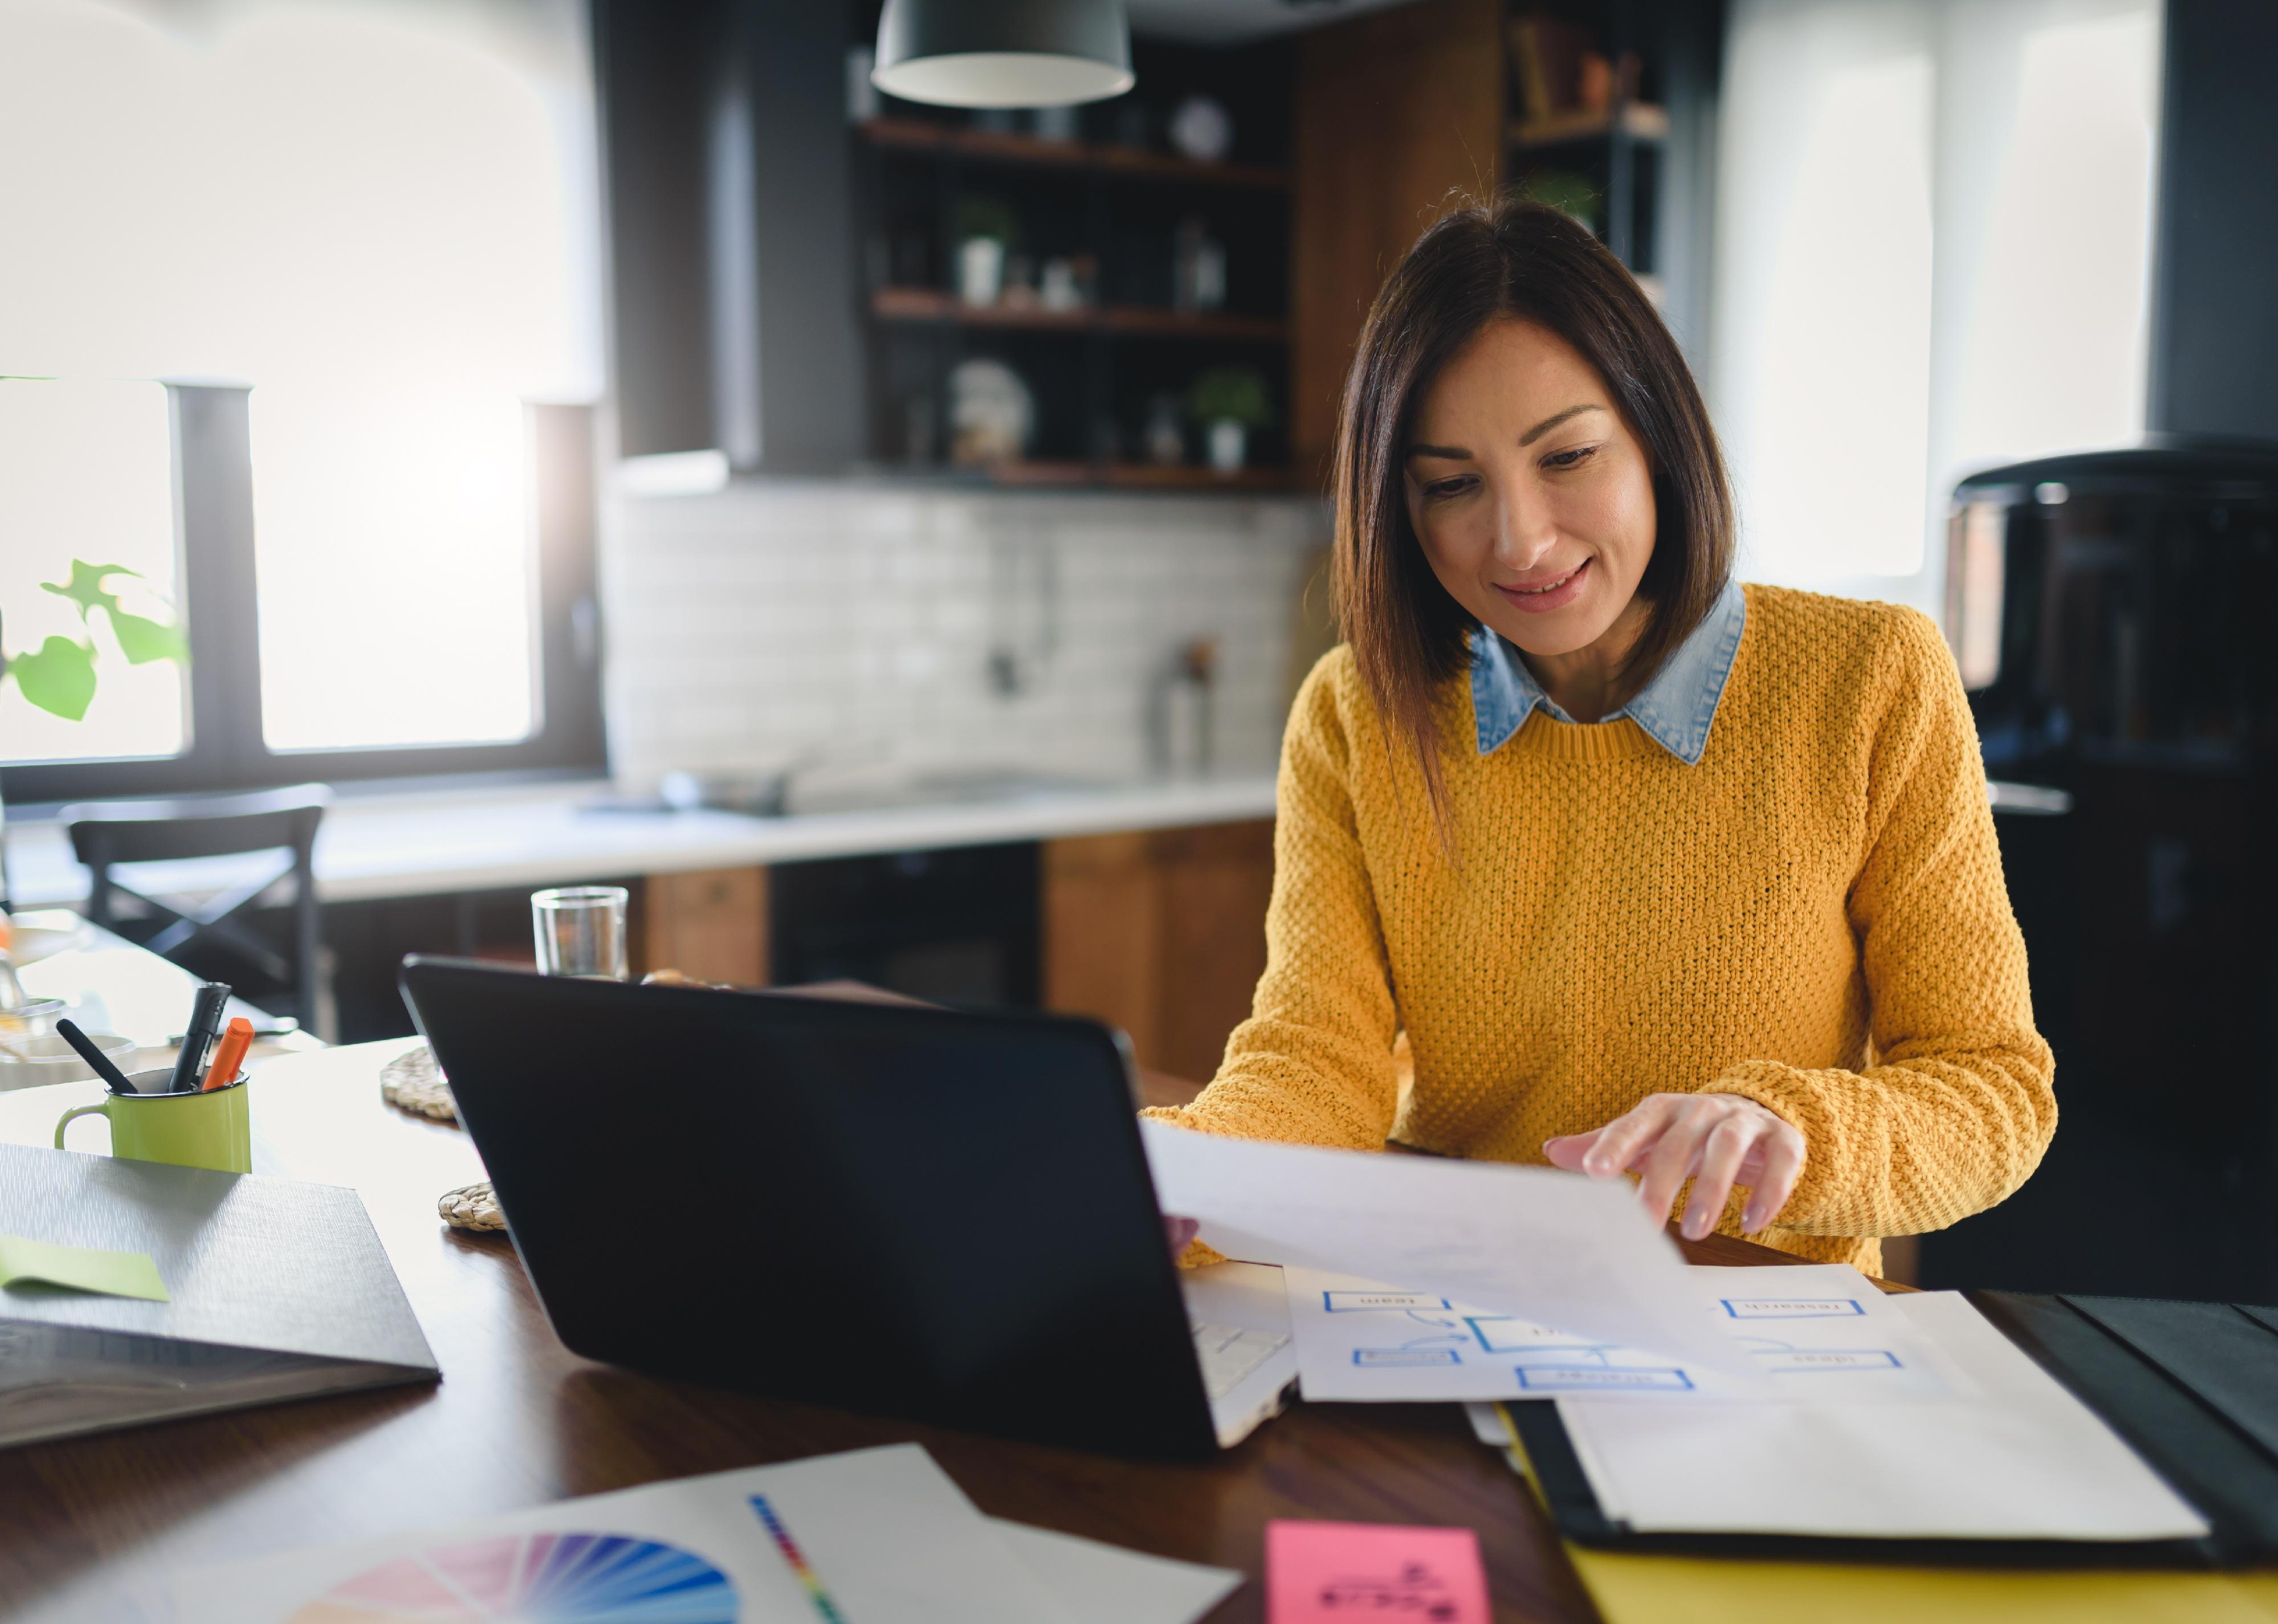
[1423, 478, 1474, 501]
[1543, 444, 1600, 471]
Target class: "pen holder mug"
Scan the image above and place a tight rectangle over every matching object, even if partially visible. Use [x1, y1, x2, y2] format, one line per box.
[55, 1068, 252, 1174]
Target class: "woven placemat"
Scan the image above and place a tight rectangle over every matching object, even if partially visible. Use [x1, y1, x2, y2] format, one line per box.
[438, 1181, 505, 1231]
[380, 1043, 458, 1123]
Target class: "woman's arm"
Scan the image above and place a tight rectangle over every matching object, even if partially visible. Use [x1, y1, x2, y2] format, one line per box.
[1143, 655, 1404, 1149]
[1696, 608, 2057, 1238]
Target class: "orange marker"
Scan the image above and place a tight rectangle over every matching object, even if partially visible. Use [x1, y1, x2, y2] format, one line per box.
[201, 1017, 255, 1092]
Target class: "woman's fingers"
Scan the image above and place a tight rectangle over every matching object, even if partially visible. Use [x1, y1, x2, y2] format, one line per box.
[1577, 1095, 1680, 1179]
[1681, 1114, 1758, 1239]
[1552, 1092, 1808, 1238]
[1633, 1100, 1716, 1221]
[1739, 1128, 1806, 1233]
[1163, 1214, 1200, 1258]
[1541, 1128, 1603, 1170]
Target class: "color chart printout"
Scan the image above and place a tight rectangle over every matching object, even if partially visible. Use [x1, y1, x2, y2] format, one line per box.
[1282, 1264, 1969, 1403]
[174, 1445, 1071, 1624]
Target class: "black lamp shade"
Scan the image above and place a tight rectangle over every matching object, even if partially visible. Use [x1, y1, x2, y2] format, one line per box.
[872, 0, 1134, 109]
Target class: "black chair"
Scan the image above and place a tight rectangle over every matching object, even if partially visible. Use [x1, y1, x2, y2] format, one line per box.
[62, 785, 332, 1032]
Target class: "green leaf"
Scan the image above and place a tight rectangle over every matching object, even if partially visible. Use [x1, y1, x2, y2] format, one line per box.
[39, 560, 140, 622]
[107, 606, 188, 666]
[5, 635, 98, 720]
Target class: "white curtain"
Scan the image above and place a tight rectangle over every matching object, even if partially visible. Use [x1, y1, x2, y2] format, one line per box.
[1709, 0, 2162, 617]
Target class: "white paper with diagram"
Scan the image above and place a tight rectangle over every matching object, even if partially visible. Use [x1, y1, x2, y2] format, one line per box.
[1282, 1263, 1968, 1402]
[1139, 1118, 1745, 1375]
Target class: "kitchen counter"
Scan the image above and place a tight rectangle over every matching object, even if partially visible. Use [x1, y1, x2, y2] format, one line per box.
[3, 774, 1278, 909]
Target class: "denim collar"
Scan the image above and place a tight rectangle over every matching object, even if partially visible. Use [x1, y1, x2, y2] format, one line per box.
[1468, 578, 1747, 764]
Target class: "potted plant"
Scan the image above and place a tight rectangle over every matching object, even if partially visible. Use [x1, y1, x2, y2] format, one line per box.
[953, 195, 1021, 307]
[1187, 365, 1273, 474]
[0, 561, 189, 911]
[2, 560, 187, 722]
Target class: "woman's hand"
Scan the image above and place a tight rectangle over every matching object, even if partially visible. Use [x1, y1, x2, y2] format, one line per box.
[1543, 1093, 1805, 1239]
[1164, 1214, 1200, 1258]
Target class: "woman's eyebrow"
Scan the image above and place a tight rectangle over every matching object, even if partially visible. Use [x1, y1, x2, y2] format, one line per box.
[1519, 403, 1606, 446]
[1405, 442, 1471, 460]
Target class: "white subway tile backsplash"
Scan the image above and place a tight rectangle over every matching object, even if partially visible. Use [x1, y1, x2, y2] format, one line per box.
[599, 482, 1329, 790]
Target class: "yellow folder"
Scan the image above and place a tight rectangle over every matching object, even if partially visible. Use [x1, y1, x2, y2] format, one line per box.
[1565, 1543, 2278, 1624]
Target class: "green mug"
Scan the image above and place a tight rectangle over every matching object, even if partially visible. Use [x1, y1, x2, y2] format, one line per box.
[55, 1068, 251, 1174]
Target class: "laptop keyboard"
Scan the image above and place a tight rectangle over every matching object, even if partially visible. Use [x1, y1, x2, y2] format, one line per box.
[1191, 1322, 1291, 1399]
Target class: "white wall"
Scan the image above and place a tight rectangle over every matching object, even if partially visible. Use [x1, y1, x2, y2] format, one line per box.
[600, 484, 1329, 790]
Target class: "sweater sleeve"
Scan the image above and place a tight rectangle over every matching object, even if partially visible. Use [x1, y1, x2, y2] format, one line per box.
[1710, 609, 2057, 1238]
[1141, 654, 1402, 1149]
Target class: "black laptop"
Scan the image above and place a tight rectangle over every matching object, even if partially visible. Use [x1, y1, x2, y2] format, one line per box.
[397, 957, 1294, 1460]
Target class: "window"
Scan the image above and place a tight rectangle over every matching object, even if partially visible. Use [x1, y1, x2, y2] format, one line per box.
[1715, 35, 1935, 583]
[0, 0, 605, 804]
[0, 380, 186, 767]
[250, 387, 543, 753]
[2, 388, 601, 805]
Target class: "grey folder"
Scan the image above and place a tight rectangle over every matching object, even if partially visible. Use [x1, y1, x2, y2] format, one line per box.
[0, 1142, 438, 1447]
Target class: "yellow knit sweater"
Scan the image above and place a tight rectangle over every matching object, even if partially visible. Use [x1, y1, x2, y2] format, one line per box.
[1147, 584, 2056, 1276]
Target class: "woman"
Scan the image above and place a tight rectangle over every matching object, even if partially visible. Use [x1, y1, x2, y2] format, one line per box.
[1150, 195, 2054, 1276]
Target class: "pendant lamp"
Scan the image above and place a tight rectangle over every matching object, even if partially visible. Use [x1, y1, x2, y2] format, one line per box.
[872, 0, 1134, 109]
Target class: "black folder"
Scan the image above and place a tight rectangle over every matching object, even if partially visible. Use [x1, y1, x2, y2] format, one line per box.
[1509, 1290, 2278, 1569]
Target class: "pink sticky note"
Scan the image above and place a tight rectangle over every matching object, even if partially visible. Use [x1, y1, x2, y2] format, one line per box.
[1265, 1519, 1490, 1624]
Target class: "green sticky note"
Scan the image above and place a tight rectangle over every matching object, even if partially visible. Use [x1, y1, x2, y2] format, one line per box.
[0, 1234, 169, 1302]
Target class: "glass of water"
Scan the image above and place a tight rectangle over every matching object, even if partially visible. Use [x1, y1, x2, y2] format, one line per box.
[531, 886, 629, 980]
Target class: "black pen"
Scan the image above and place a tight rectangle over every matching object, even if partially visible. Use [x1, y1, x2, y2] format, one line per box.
[166, 982, 232, 1093]
[56, 1018, 137, 1093]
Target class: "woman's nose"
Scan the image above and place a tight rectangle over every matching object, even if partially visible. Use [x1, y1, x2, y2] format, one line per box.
[1491, 482, 1560, 570]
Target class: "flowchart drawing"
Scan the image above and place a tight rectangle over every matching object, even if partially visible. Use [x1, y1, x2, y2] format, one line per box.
[1286, 1265, 1960, 1404]
[1514, 1366, 1694, 1393]
[1719, 1296, 1867, 1320]
[1325, 1291, 1453, 1313]
[1753, 1349, 1902, 1373]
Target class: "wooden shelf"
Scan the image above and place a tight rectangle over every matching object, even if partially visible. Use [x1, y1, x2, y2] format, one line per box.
[871, 288, 1286, 342]
[987, 460, 1096, 487]
[1090, 145, 1290, 190]
[1102, 307, 1286, 342]
[872, 287, 1090, 330]
[1103, 463, 1291, 490]
[858, 119, 1290, 190]
[928, 460, 1294, 491]
[1509, 102, 1670, 150]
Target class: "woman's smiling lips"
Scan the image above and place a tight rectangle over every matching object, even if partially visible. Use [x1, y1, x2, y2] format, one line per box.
[1494, 556, 1591, 613]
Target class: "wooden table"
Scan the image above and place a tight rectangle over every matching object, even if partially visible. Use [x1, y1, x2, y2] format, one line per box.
[0, 953, 1859, 1624]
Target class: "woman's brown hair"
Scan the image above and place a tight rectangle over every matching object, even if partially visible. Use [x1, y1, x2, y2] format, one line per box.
[1329, 192, 1734, 821]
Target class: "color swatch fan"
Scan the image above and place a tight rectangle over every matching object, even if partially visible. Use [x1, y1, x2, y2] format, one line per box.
[285, 1532, 735, 1622]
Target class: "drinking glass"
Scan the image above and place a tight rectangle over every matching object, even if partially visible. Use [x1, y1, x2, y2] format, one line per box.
[531, 887, 629, 980]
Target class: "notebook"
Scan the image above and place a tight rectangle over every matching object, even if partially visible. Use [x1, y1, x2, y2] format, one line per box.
[0, 1141, 437, 1446]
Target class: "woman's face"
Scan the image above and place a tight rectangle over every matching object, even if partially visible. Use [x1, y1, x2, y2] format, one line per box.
[1403, 317, 1657, 660]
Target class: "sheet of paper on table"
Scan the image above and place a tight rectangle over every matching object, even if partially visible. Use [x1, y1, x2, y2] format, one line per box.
[1283, 1263, 1964, 1403]
[1556, 1291, 2211, 1543]
[171, 1442, 1242, 1624]
[1138, 1119, 1743, 1376]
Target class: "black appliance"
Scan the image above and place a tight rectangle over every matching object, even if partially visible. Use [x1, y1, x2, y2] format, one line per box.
[1921, 436, 2278, 1301]
[767, 840, 1040, 1007]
